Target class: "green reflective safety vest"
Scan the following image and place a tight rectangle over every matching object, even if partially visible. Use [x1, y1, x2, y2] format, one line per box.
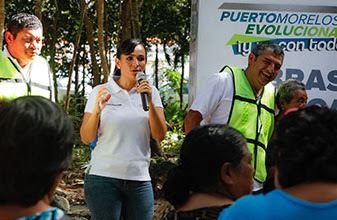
[226, 66, 275, 183]
[0, 50, 52, 101]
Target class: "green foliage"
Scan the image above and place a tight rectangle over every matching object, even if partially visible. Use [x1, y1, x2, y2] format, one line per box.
[42, 0, 87, 84]
[61, 94, 86, 143]
[5, 0, 34, 21]
[161, 129, 185, 156]
[157, 68, 187, 156]
[151, 67, 187, 193]
[141, 0, 191, 68]
[140, 0, 190, 42]
[59, 94, 91, 166]
[159, 68, 188, 129]
[57, 94, 90, 184]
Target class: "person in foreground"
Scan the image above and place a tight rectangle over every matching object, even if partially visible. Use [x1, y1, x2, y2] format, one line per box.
[164, 124, 254, 219]
[218, 105, 337, 220]
[0, 96, 74, 220]
[184, 41, 284, 191]
[80, 39, 167, 220]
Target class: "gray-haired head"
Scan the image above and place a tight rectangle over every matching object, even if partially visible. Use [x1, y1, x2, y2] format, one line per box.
[252, 41, 284, 58]
[276, 79, 306, 109]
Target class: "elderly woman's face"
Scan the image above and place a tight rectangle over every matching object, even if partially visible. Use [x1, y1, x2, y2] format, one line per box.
[229, 145, 254, 199]
[284, 89, 308, 111]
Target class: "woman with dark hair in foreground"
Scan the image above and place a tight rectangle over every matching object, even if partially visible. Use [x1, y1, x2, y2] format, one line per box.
[219, 106, 337, 220]
[164, 124, 254, 219]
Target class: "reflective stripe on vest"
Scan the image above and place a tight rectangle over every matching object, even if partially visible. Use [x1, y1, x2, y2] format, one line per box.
[0, 50, 51, 100]
[226, 66, 275, 183]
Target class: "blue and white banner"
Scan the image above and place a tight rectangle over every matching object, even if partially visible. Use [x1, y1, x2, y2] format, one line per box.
[189, 0, 337, 109]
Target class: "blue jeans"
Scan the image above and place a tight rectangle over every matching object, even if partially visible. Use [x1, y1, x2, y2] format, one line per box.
[84, 174, 154, 220]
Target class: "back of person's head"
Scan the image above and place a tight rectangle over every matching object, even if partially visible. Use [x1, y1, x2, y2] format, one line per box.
[114, 38, 146, 76]
[164, 124, 249, 208]
[252, 41, 284, 58]
[0, 96, 74, 207]
[7, 13, 42, 39]
[276, 79, 306, 109]
[274, 106, 337, 188]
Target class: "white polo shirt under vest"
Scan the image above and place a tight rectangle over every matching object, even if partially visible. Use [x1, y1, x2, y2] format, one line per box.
[190, 71, 234, 124]
[84, 77, 163, 181]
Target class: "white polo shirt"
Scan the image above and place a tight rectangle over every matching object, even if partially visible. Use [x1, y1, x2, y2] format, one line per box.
[84, 77, 163, 181]
[190, 71, 234, 124]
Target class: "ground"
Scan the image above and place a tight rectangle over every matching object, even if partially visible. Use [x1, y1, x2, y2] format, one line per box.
[56, 158, 175, 219]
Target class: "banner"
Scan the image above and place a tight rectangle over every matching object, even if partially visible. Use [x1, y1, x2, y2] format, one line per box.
[189, 0, 337, 109]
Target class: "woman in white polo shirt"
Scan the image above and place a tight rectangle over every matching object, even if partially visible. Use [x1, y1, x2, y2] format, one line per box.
[80, 39, 167, 220]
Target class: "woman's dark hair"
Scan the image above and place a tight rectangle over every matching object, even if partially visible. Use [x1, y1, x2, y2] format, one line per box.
[114, 38, 146, 76]
[164, 124, 247, 208]
[0, 96, 74, 207]
[275, 105, 337, 188]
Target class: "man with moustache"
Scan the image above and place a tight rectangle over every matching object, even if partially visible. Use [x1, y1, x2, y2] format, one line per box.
[0, 13, 54, 101]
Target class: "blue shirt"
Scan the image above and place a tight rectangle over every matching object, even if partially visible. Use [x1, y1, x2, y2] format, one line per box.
[218, 189, 337, 220]
[16, 207, 67, 220]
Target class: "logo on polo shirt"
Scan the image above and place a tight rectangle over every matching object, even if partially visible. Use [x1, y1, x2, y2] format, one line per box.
[107, 103, 122, 106]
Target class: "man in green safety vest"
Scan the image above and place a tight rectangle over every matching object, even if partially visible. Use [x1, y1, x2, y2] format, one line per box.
[0, 13, 54, 101]
[184, 41, 284, 192]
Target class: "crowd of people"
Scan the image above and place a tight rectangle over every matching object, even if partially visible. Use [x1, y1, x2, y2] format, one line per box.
[1, 12, 337, 220]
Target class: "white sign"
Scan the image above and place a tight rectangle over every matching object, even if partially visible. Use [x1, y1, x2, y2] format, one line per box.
[189, 0, 337, 109]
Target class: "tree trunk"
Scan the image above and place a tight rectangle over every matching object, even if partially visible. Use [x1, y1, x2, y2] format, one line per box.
[97, 0, 110, 83]
[137, 0, 144, 9]
[154, 44, 159, 89]
[180, 54, 185, 109]
[84, 15, 100, 86]
[0, 0, 5, 49]
[50, 0, 59, 103]
[120, 0, 132, 43]
[131, 0, 140, 38]
[74, 52, 79, 94]
[82, 49, 86, 96]
[104, 0, 110, 70]
[119, 0, 143, 44]
[35, 0, 42, 20]
[64, 0, 87, 111]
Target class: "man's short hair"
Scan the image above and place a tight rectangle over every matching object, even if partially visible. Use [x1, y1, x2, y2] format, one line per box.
[0, 96, 74, 207]
[7, 13, 42, 39]
[252, 41, 284, 58]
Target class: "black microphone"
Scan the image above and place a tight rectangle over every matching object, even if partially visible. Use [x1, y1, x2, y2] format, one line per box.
[136, 72, 149, 111]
